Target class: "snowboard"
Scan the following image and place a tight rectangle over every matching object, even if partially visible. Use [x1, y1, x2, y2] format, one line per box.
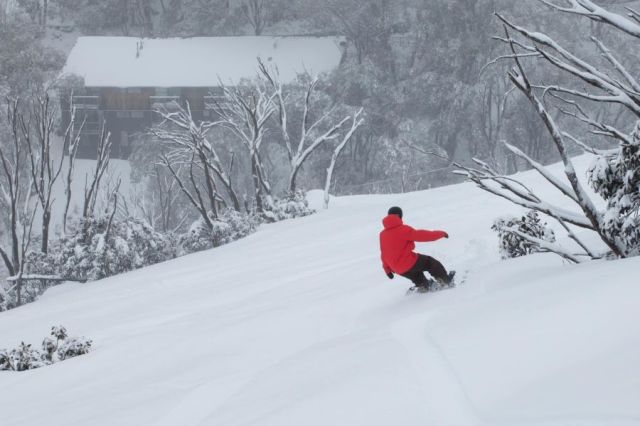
[406, 270, 467, 295]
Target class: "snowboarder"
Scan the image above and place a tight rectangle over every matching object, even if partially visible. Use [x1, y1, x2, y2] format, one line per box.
[379, 206, 453, 291]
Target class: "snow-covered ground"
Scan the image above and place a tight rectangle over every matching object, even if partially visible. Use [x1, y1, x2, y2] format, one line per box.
[1, 155, 639, 426]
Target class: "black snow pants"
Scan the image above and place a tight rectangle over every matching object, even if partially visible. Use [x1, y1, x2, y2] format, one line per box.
[400, 254, 448, 287]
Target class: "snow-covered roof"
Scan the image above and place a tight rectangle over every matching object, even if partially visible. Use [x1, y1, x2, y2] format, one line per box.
[62, 36, 344, 88]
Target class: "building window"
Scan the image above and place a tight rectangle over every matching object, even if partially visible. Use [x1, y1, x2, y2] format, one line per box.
[131, 110, 145, 119]
[127, 88, 142, 94]
[79, 110, 100, 123]
[116, 110, 130, 118]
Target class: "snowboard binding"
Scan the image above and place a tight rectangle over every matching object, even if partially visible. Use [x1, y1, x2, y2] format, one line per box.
[406, 270, 458, 295]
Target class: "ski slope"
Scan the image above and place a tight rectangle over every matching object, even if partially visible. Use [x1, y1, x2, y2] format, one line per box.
[1, 156, 640, 426]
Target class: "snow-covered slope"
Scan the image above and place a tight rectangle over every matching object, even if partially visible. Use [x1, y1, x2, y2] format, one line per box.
[1, 155, 639, 426]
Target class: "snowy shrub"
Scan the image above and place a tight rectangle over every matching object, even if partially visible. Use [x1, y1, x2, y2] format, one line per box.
[217, 209, 260, 242]
[180, 218, 214, 254]
[24, 250, 58, 277]
[51, 325, 68, 341]
[59, 216, 177, 281]
[2, 280, 53, 309]
[57, 337, 92, 361]
[271, 191, 315, 221]
[3, 251, 62, 307]
[492, 211, 556, 259]
[588, 122, 640, 257]
[41, 337, 57, 362]
[0, 349, 9, 370]
[180, 209, 259, 255]
[3, 342, 45, 371]
[42, 326, 70, 363]
[0, 326, 92, 372]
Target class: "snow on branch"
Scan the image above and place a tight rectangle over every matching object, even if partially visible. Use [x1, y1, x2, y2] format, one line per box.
[503, 226, 583, 263]
[454, 160, 593, 229]
[503, 143, 580, 204]
[324, 108, 365, 209]
[495, 12, 640, 117]
[539, 0, 640, 39]
[548, 91, 633, 147]
[153, 102, 241, 213]
[502, 26, 623, 257]
[6, 275, 65, 282]
[258, 58, 357, 194]
[591, 36, 640, 94]
[207, 80, 277, 216]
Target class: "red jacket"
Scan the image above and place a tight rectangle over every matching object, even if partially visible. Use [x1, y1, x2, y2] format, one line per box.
[379, 215, 447, 274]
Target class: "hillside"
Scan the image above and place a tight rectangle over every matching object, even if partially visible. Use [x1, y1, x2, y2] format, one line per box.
[1, 155, 639, 426]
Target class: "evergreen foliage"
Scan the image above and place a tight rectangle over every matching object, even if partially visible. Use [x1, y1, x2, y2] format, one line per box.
[0, 326, 92, 372]
[492, 211, 556, 259]
[272, 191, 315, 221]
[58, 216, 177, 282]
[588, 122, 640, 257]
[180, 209, 260, 255]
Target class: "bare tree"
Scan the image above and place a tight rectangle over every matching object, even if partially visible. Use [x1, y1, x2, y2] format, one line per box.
[153, 103, 241, 214]
[158, 151, 219, 230]
[22, 94, 65, 253]
[323, 0, 395, 66]
[241, 0, 266, 35]
[80, 123, 112, 240]
[457, 3, 640, 260]
[259, 60, 359, 193]
[0, 99, 36, 283]
[127, 164, 186, 233]
[324, 108, 364, 208]
[10, 202, 37, 306]
[151, 103, 237, 230]
[62, 103, 83, 235]
[209, 82, 276, 218]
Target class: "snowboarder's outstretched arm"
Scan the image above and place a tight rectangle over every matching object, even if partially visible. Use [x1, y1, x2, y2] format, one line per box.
[408, 227, 448, 242]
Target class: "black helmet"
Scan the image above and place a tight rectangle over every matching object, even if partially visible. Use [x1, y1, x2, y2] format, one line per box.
[387, 206, 403, 219]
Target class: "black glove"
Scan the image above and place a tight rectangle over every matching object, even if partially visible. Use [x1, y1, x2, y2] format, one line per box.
[443, 232, 449, 239]
[387, 272, 394, 279]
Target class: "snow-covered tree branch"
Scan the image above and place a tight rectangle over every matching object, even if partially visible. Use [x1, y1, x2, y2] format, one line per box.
[324, 108, 364, 209]
[0, 99, 38, 305]
[154, 102, 241, 214]
[62, 102, 83, 236]
[22, 94, 66, 253]
[461, 5, 640, 260]
[539, 0, 640, 38]
[258, 59, 358, 194]
[208, 81, 276, 218]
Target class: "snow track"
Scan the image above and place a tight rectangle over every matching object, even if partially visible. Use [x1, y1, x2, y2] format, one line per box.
[390, 313, 480, 426]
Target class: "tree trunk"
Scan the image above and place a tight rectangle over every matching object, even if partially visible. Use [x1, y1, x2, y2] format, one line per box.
[41, 208, 50, 253]
[11, 198, 19, 277]
[251, 154, 264, 213]
[288, 164, 301, 194]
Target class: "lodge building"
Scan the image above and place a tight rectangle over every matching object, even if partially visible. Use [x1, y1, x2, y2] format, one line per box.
[61, 36, 344, 159]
